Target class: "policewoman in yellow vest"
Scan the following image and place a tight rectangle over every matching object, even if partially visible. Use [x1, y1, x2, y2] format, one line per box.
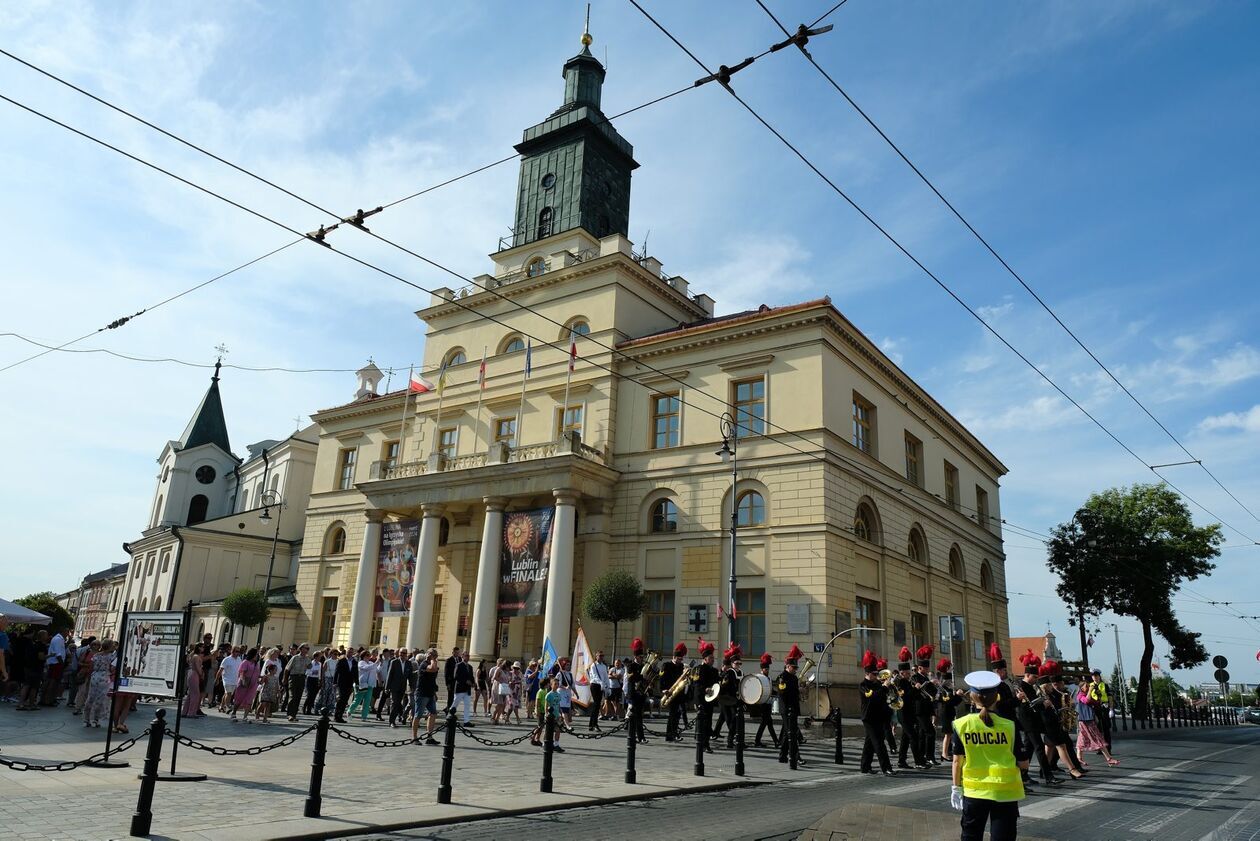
[950, 670, 1025, 841]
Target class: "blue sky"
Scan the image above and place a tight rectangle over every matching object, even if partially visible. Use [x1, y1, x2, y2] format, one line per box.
[2, 1, 1257, 688]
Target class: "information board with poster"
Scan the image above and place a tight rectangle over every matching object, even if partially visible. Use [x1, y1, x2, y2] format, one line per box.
[498, 507, 554, 617]
[376, 519, 420, 615]
[119, 611, 185, 698]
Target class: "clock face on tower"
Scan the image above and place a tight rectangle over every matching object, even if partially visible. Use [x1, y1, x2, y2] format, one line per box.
[541, 173, 556, 190]
[195, 466, 216, 485]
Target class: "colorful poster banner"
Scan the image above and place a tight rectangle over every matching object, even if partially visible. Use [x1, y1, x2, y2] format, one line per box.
[376, 519, 420, 615]
[119, 611, 184, 698]
[498, 507, 553, 617]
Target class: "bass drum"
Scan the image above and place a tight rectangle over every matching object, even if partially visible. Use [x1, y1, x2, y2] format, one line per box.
[740, 673, 772, 705]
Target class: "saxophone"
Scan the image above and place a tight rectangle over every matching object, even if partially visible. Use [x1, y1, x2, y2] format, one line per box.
[662, 661, 698, 706]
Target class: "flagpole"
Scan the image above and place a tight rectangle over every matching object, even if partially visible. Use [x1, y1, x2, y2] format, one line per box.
[517, 341, 530, 448]
[397, 365, 413, 466]
[561, 338, 575, 439]
[430, 374, 445, 458]
[471, 347, 487, 456]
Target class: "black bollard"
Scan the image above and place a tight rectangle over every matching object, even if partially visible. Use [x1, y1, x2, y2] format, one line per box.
[437, 709, 457, 804]
[788, 713, 798, 771]
[694, 709, 707, 777]
[734, 703, 745, 777]
[304, 712, 330, 818]
[834, 708, 844, 764]
[129, 709, 167, 837]
[540, 711, 555, 793]
[625, 703, 638, 784]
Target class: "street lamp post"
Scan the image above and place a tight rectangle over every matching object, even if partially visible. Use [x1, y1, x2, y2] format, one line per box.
[717, 412, 738, 648]
[256, 490, 284, 648]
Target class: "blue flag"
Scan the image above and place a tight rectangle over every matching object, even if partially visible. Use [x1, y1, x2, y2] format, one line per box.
[540, 636, 558, 674]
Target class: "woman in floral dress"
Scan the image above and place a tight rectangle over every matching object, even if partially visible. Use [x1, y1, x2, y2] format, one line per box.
[317, 652, 338, 715]
[507, 662, 523, 724]
[82, 641, 115, 728]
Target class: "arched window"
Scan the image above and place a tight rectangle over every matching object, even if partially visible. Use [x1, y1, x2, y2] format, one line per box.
[526, 256, 547, 278]
[907, 528, 927, 564]
[501, 335, 526, 355]
[444, 347, 467, 367]
[327, 526, 347, 555]
[239, 488, 249, 511]
[221, 621, 233, 643]
[153, 596, 162, 611]
[949, 546, 965, 581]
[980, 561, 994, 593]
[188, 494, 209, 525]
[196, 621, 205, 640]
[566, 319, 590, 339]
[736, 491, 766, 527]
[139, 598, 148, 611]
[153, 494, 165, 528]
[145, 555, 155, 575]
[536, 207, 553, 239]
[853, 503, 879, 544]
[650, 499, 678, 533]
[439, 518, 451, 546]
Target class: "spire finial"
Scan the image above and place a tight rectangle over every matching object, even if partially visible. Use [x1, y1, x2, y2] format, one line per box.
[212, 343, 228, 382]
[581, 3, 593, 47]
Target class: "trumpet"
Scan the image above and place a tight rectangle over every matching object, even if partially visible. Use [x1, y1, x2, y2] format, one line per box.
[662, 662, 698, 706]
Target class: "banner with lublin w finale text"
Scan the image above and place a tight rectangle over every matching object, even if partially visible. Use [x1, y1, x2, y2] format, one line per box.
[497, 507, 553, 617]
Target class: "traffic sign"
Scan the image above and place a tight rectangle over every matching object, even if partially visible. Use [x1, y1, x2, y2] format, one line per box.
[1212, 655, 1228, 669]
[1213, 668, 1230, 683]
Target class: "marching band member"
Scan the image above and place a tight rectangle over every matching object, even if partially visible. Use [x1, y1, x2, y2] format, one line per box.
[913, 644, 939, 764]
[624, 638, 650, 744]
[694, 638, 719, 753]
[1035, 660, 1085, 780]
[896, 646, 928, 769]
[877, 656, 896, 753]
[659, 642, 687, 742]
[1015, 650, 1058, 786]
[936, 657, 963, 762]
[859, 649, 895, 775]
[712, 642, 743, 748]
[776, 644, 805, 766]
[949, 670, 1025, 841]
[988, 644, 1031, 787]
[754, 652, 779, 748]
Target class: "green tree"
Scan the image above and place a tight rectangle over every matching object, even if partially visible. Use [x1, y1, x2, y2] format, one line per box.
[1150, 674, 1184, 707]
[1046, 484, 1220, 718]
[221, 588, 271, 634]
[1186, 685, 1201, 701]
[580, 568, 645, 656]
[14, 591, 75, 635]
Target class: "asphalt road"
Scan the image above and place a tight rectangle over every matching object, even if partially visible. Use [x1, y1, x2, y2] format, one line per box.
[352, 725, 1260, 841]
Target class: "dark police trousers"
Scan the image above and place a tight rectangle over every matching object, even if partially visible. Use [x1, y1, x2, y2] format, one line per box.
[1097, 712, 1112, 751]
[961, 797, 1018, 841]
[860, 719, 892, 772]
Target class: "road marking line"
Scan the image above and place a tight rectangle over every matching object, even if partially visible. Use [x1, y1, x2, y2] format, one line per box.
[875, 780, 942, 796]
[1197, 799, 1260, 841]
[1130, 775, 1250, 834]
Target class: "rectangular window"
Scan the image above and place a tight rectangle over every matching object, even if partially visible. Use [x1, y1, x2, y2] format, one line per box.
[855, 596, 881, 663]
[732, 378, 765, 438]
[853, 392, 876, 455]
[338, 447, 357, 490]
[493, 417, 517, 448]
[437, 427, 458, 459]
[732, 589, 766, 656]
[317, 596, 338, 644]
[904, 432, 923, 486]
[976, 485, 990, 529]
[910, 611, 928, 654]
[383, 440, 399, 471]
[429, 594, 443, 649]
[554, 404, 583, 438]
[984, 629, 995, 657]
[370, 615, 383, 646]
[944, 462, 959, 510]
[650, 393, 680, 449]
[643, 590, 675, 656]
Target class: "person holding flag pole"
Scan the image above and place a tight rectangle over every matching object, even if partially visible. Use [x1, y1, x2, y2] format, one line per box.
[399, 366, 435, 464]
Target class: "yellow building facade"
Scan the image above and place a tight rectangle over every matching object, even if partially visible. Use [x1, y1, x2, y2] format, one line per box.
[293, 39, 1010, 710]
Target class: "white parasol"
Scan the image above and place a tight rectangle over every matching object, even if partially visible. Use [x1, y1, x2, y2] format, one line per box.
[0, 598, 52, 625]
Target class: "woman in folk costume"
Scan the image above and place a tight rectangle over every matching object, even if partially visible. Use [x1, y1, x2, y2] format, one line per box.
[1075, 676, 1120, 767]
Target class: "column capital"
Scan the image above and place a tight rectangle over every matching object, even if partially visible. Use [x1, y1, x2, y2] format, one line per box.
[364, 509, 387, 524]
[483, 496, 509, 512]
[553, 488, 579, 507]
[420, 502, 447, 518]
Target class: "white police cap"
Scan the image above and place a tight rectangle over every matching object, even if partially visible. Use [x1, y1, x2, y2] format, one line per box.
[963, 670, 1002, 692]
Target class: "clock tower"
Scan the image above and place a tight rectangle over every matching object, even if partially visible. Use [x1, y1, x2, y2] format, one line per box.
[508, 25, 638, 250]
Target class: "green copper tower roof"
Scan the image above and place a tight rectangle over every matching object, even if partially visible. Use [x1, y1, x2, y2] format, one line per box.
[177, 361, 232, 454]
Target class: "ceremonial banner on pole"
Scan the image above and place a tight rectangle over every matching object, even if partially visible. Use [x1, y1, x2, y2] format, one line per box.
[540, 637, 559, 675]
[119, 611, 184, 697]
[497, 507, 553, 617]
[571, 625, 593, 708]
[376, 519, 420, 615]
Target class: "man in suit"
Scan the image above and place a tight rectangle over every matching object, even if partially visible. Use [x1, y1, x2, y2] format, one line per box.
[333, 649, 355, 723]
[444, 646, 461, 713]
[384, 647, 410, 727]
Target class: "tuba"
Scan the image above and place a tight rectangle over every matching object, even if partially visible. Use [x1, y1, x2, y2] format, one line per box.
[881, 669, 904, 710]
[662, 662, 698, 706]
[638, 652, 662, 692]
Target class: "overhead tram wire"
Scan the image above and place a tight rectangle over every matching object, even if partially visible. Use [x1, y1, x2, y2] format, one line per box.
[752, 1, 1260, 529]
[625, 0, 1260, 548]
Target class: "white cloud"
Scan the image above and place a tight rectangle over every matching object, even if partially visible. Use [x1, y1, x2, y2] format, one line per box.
[1198, 405, 1260, 434]
[879, 337, 905, 365]
[977, 301, 1014, 322]
[686, 233, 814, 315]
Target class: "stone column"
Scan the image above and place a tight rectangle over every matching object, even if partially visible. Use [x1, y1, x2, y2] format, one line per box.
[405, 503, 445, 651]
[469, 497, 507, 660]
[543, 489, 578, 656]
[347, 510, 384, 647]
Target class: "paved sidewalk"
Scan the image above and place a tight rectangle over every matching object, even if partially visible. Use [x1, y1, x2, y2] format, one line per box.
[0, 702, 877, 840]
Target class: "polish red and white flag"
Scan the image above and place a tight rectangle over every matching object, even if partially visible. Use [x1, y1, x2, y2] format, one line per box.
[409, 371, 435, 393]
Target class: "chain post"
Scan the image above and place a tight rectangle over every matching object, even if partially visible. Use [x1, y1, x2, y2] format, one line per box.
[624, 702, 638, 784]
[129, 709, 167, 837]
[437, 710, 457, 804]
[540, 710, 555, 793]
[787, 709, 798, 771]
[694, 707, 707, 777]
[834, 707, 844, 764]
[304, 713, 330, 818]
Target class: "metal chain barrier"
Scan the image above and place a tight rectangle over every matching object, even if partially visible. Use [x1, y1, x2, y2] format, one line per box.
[561, 719, 629, 739]
[328, 725, 445, 748]
[165, 723, 316, 756]
[0, 729, 150, 772]
[456, 724, 538, 747]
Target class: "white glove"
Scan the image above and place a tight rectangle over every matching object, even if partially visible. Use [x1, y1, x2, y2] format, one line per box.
[950, 785, 964, 811]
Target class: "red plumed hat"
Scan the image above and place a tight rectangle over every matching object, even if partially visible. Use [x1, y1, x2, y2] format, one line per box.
[673, 642, 688, 657]
[760, 652, 773, 668]
[876, 657, 888, 670]
[724, 642, 743, 662]
[936, 657, 952, 674]
[988, 643, 1006, 669]
[1018, 649, 1042, 674]
[897, 645, 912, 669]
[698, 638, 716, 657]
[916, 644, 934, 666]
[861, 650, 878, 671]
[631, 637, 646, 656]
[786, 644, 804, 664]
